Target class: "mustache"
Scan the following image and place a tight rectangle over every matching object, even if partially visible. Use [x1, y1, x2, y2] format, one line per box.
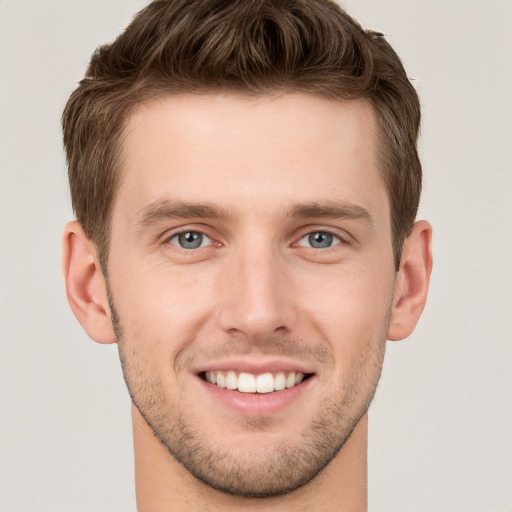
[179, 336, 332, 367]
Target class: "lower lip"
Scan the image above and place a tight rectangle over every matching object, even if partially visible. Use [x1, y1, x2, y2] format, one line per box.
[197, 375, 314, 416]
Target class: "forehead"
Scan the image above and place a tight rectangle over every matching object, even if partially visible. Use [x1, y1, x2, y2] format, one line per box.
[116, 93, 388, 222]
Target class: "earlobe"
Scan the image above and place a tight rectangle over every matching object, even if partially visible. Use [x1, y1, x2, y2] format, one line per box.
[387, 220, 433, 341]
[62, 221, 117, 344]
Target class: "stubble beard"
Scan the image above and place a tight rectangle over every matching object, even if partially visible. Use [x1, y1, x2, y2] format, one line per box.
[106, 281, 387, 498]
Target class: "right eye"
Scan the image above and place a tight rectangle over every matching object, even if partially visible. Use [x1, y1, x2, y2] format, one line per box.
[168, 231, 213, 250]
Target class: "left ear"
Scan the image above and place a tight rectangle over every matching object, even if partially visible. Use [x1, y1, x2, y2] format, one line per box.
[387, 220, 433, 341]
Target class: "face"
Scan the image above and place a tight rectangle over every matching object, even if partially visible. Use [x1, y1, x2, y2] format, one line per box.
[106, 93, 396, 497]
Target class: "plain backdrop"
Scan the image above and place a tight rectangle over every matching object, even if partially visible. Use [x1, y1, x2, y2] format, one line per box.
[0, 1, 511, 511]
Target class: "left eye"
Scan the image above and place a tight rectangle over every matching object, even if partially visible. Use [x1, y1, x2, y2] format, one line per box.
[168, 231, 213, 249]
[298, 231, 342, 249]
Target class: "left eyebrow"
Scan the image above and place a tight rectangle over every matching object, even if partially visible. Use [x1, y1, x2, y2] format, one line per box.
[287, 201, 374, 225]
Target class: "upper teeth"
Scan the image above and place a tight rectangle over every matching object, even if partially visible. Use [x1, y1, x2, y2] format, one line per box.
[205, 371, 305, 393]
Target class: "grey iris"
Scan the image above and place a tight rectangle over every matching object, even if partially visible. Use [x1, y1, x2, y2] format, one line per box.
[309, 232, 333, 249]
[178, 231, 203, 249]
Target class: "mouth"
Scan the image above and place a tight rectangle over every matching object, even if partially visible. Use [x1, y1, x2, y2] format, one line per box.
[200, 370, 313, 394]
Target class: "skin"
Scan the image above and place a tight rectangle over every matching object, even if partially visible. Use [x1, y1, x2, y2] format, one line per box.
[63, 93, 432, 511]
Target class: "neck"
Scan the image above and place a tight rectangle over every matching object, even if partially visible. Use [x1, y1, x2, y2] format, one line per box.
[132, 405, 368, 512]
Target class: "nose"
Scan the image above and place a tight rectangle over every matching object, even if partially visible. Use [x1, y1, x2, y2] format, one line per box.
[217, 243, 297, 341]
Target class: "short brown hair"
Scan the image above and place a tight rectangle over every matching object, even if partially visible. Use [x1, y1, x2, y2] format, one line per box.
[63, 0, 421, 269]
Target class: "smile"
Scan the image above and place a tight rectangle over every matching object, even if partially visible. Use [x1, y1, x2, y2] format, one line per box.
[203, 370, 308, 394]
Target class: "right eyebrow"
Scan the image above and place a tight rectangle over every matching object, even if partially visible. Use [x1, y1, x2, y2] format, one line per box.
[133, 199, 233, 228]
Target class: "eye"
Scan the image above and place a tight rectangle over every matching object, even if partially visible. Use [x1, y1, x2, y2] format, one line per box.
[168, 231, 213, 249]
[298, 231, 342, 249]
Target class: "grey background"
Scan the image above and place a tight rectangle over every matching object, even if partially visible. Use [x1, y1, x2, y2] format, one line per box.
[1, 1, 511, 510]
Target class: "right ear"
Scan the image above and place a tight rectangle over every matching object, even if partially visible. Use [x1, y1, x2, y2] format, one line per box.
[62, 221, 116, 344]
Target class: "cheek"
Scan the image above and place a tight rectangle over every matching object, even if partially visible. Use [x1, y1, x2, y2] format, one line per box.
[298, 260, 394, 325]
[295, 262, 393, 366]
[111, 262, 217, 351]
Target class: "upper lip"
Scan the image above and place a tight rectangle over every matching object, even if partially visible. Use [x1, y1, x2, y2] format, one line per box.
[193, 358, 317, 376]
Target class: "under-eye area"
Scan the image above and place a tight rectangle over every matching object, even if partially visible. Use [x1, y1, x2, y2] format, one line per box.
[200, 370, 314, 394]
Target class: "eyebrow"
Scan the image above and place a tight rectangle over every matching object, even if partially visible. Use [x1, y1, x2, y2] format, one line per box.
[134, 199, 373, 228]
[134, 199, 232, 228]
[288, 201, 373, 225]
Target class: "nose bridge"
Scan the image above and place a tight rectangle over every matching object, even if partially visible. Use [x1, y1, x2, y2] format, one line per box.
[218, 236, 295, 339]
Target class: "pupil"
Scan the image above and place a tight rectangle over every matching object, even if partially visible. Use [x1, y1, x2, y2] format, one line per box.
[179, 231, 202, 249]
[309, 232, 332, 248]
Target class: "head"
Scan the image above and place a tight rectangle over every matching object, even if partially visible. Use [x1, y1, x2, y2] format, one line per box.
[62, 0, 431, 501]
[63, 0, 421, 271]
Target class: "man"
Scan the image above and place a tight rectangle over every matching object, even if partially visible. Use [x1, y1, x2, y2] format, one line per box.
[61, 0, 432, 510]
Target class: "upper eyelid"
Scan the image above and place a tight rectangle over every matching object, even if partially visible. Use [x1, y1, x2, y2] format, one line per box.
[299, 230, 342, 240]
[293, 225, 351, 243]
[161, 224, 217, 241]
[167, 230, 212, 240]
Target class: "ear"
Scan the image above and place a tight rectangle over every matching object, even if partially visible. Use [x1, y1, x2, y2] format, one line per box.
[387, 220, 433, 341]
[62, 221, 116, 344]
